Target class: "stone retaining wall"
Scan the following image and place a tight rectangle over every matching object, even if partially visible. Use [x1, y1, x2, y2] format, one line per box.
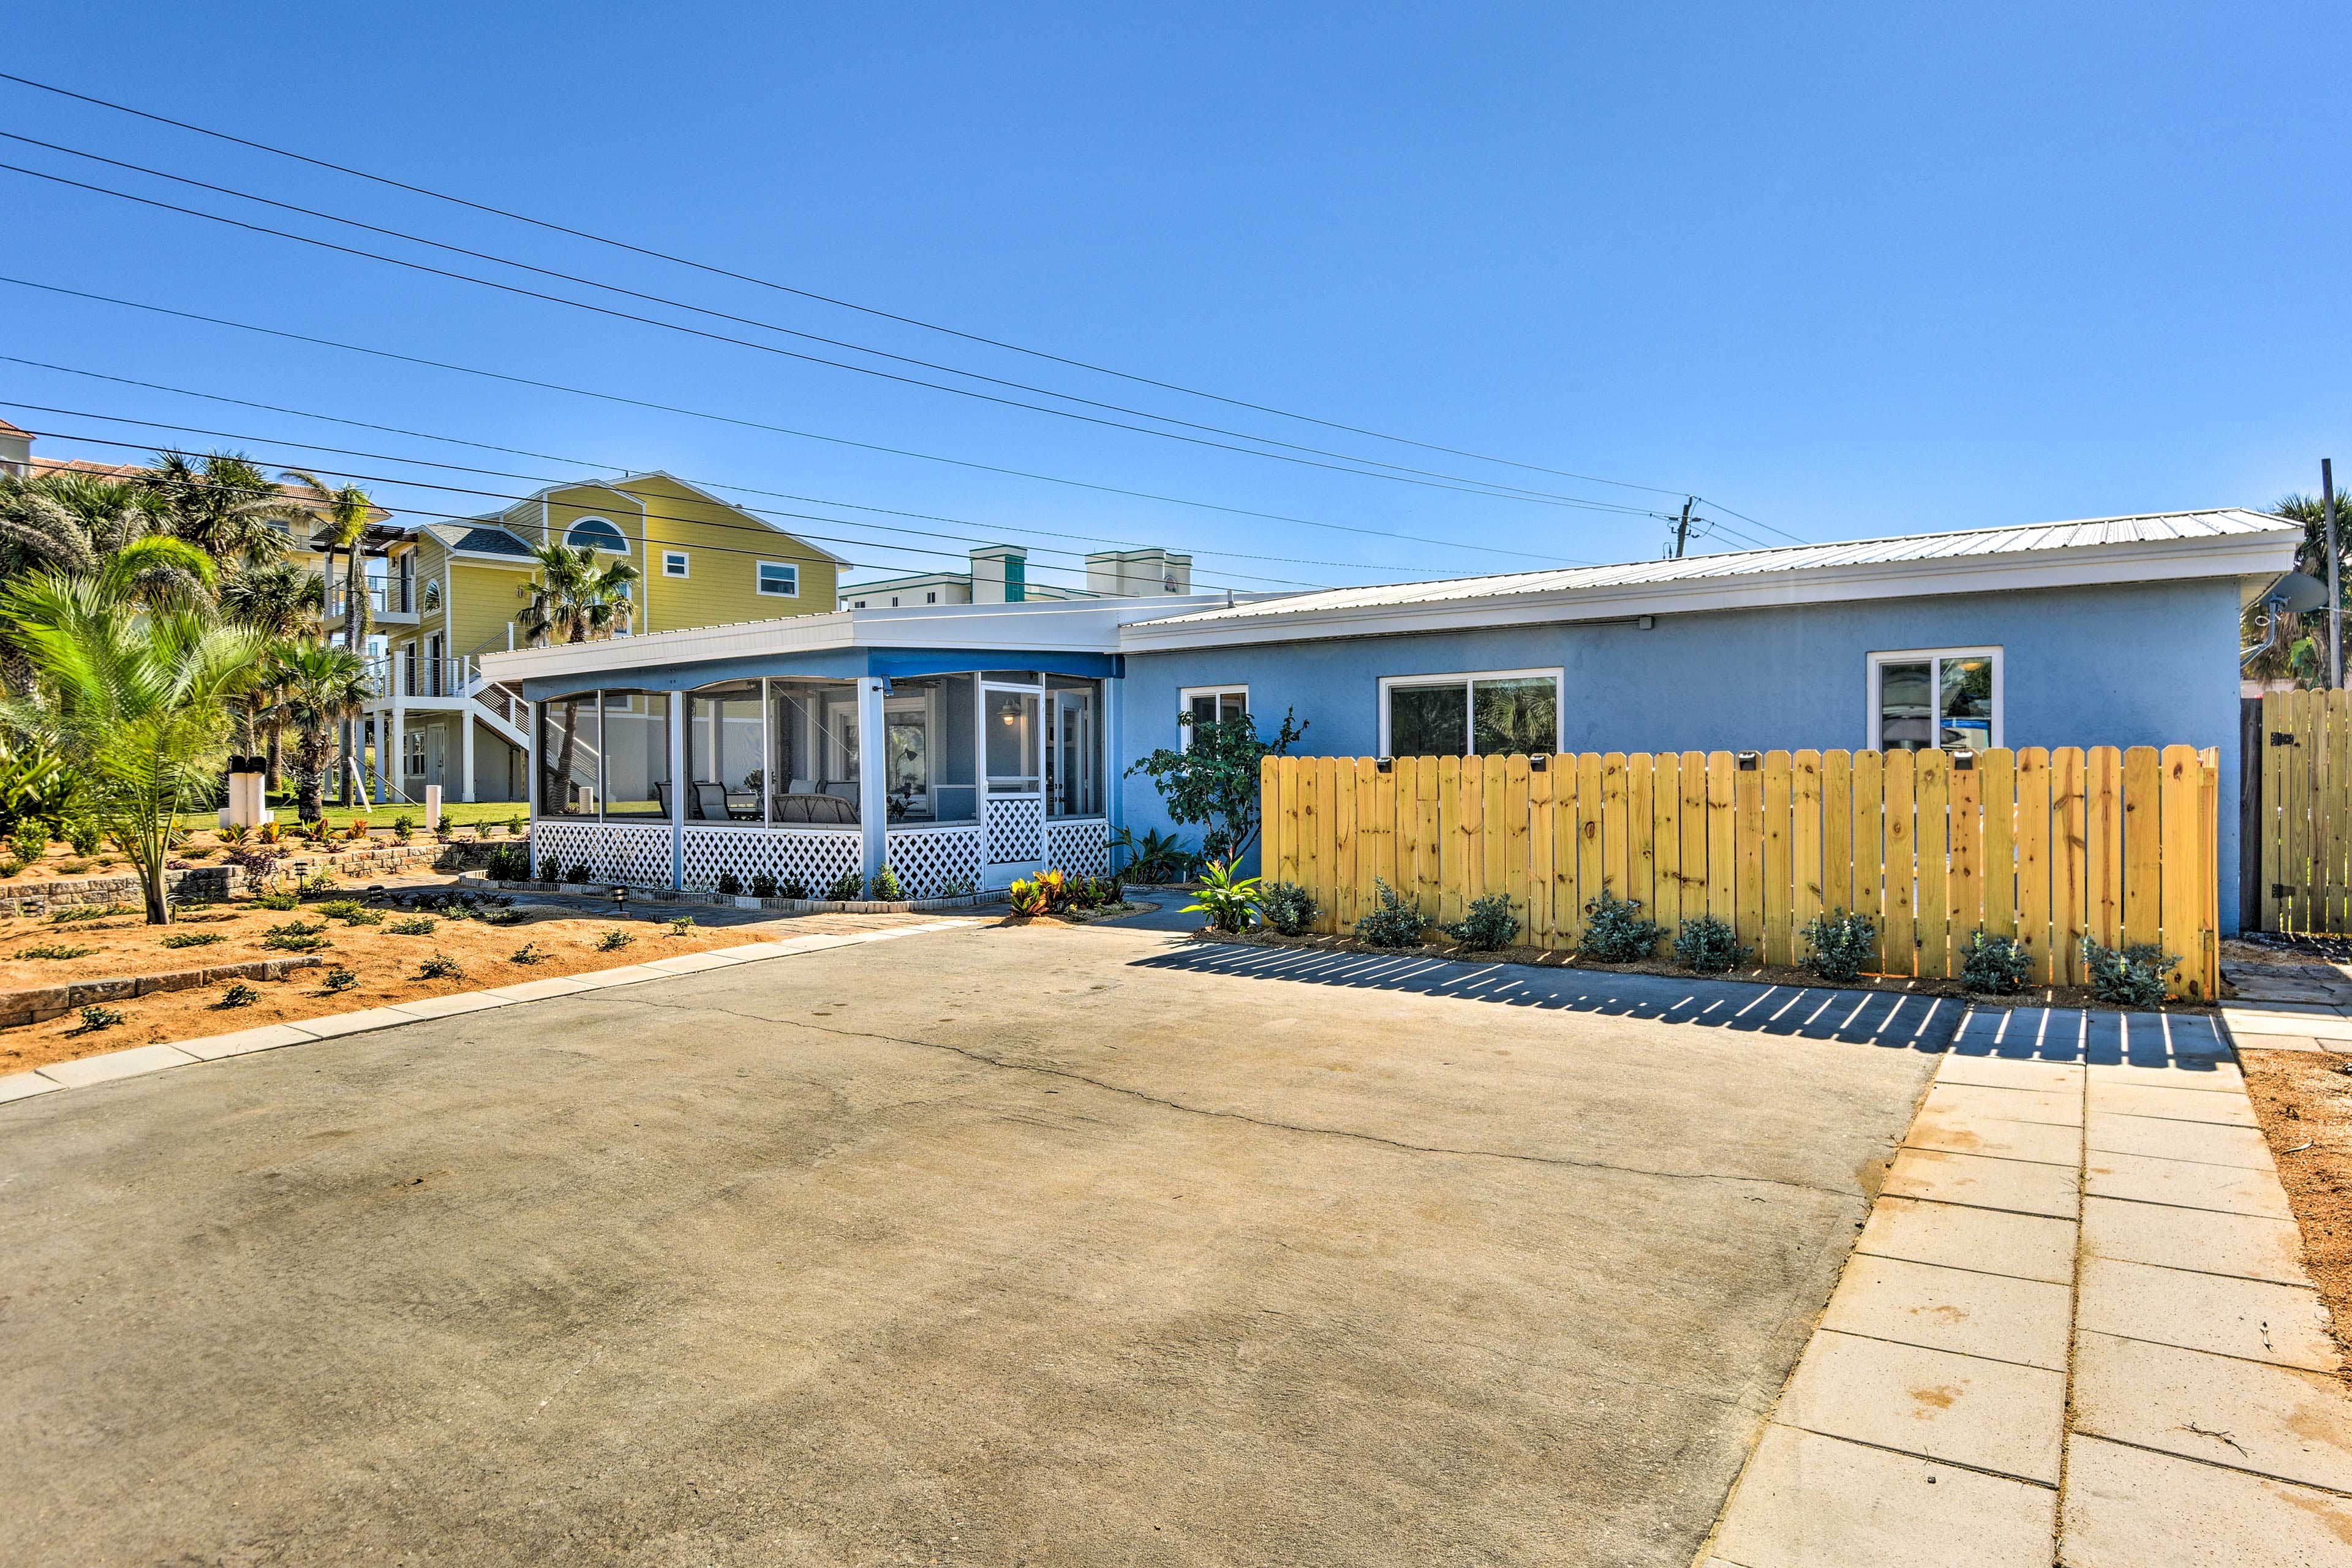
[0, 841, 491, 918]
[1, 955, 326, 1027]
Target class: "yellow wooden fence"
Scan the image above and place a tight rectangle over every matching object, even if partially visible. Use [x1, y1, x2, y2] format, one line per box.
[2258, 688, 2352, 933]
[1260, 745, 2221, 1000]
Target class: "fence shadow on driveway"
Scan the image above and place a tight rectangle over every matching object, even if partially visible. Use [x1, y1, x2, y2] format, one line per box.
[1942, 1003, 2233, 1072]
[1126, 941, 1964, 1051]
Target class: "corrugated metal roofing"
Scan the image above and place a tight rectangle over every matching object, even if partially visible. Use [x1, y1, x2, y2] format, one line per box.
[1129, 508, 2298, 627]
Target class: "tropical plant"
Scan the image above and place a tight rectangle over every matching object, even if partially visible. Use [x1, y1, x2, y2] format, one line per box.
[256, 470, 379, 801]
[1184, 860, 1261, 933]
[825, 868, 864, 900]
[0, 732, 73, 840]
[1673, 914, 1747, 973]
[1959, 930, 2034, 994]
[262, 642, 371, 823]
[1800, 909, 1878, 983]
[1109, 825, 1195, 884]
[1354, 878, 1430, 948]
[0, 572, 258, 922]
[1445, 892, 1521, 951]
[140, 451, 293, 568]
[2248, 493, 2352, 684]
[1125, 707, 1308, 867]
[1580, 890, 1664, 962]
[1258, 880, 1319, 935]
[518, 540, 638, 812]
[871, 865, 904, 901]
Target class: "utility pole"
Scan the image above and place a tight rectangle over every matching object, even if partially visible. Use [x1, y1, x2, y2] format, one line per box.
[2326, 459, 2342, 690]
[1672, 497, 1694, 560]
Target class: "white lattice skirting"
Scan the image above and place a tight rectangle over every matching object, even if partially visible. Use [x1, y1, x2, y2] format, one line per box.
[984, 796, 1043, 864]
[681, 826, 863, 897]
[530, 821, 672, 886]
[1044, 818, 1112, 880]
[884, 825, 982, 900]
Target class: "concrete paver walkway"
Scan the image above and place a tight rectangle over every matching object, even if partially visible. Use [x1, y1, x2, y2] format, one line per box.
[1700, 1006, 2352, 1567]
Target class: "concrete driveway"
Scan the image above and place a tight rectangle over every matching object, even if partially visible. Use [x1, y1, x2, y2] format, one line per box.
[1, 918, 1953, 1567]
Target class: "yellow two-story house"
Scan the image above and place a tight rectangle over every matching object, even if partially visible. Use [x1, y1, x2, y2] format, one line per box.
[369, 472, 845, 804]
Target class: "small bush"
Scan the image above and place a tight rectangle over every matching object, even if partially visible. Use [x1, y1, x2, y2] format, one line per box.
[1580, 889, 1664, 963]
[311, 899, 368, 921]
[50, 903, 127, 922]
[298, 871, 337, 896]
[937, 876, 976, 899]
[14, 943, 96, 960]
[666, 915, 695, 936]
[748, 872, 779, 899]
[2084, 937, 2177, 1008]
[715, 871, 744, 897]
[214, 981, 261, 1009]
[1446, 892, 1521, 952]
[505, 814, 524, 837]
[181, 844, 219, 860]
[217, 821, 252, 846]
[871, 866, 904, 902]
[1258, 880, 1319, 936]
[65, 818, 104, 856]
[566, 861, 593, 884]
[160, 930, 226, 949]
[1354, 878, 1430, 949]
[1673, 914, 1748, 973]
[509, 941, 549, 965]
[417, 951, 464, 980]
[779, 878, 810, 900]
[1183, 861, 1258, 933]
[73, 1003, 123, 1032]
[390, 814, 414, 842]
[825, 869, 864, 902]
[597, 929, 635, 951]
[1800, 908, 1877, 983]
[475, 905, 527, 926]
[1960, 930, 2034, 994]
[261, 920, 331, 952]
[387, 915, 438, 936]
[484, 844, 530, 881]
[251, 891, 300, 911]
[320, 967, 358, 993]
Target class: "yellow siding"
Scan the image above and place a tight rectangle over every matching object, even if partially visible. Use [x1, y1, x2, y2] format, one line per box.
[449, 560, 531, 656]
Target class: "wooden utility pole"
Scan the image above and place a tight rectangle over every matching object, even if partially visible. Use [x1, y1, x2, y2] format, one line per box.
[2325, 459, 2342, 690]
[1672, 497, 1694, 559]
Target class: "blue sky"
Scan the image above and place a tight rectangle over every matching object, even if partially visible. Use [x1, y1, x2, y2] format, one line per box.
[5, 2, 2346, 597]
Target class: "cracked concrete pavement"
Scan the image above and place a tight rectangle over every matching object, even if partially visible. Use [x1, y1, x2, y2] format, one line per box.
[1, 917, 1951, 1566]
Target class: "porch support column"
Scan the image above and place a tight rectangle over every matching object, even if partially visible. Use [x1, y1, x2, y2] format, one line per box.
[668, 689, 686, 891]
[388, 701, 405, 809]
[461, 708, 477, 804]
[372, 707, 388, 804]
[858, 676, 888, 890]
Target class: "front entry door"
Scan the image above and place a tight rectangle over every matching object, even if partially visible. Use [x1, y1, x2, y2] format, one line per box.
[980, 680, 1044, 886]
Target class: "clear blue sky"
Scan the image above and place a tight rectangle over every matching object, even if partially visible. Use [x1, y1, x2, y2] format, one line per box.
[6, 2, 2346, 597]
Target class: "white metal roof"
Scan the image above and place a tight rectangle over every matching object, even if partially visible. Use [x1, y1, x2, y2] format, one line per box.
[1118, 509, 2302, 651]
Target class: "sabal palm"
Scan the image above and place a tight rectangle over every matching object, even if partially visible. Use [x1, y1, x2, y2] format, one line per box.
[519, 541, 639, 800]
[218, 560, 326, 775]
[140, 451, 290, 567]
[264, 642, 372, 823]
[248, 470, 379, 804]
[0, 571, 258, 924]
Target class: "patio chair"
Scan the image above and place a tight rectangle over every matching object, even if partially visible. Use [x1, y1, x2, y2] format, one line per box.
[692, 782, 731, 822]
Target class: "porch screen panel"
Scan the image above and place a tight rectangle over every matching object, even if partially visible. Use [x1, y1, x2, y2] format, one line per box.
[883, 674, 976, 824]
[986, 688, 1041, 793]
[1047, 676, 1102, 818]
[600, 690, 669, 818]
[537, 695, 600, 816]
[767, 678, 861, 823]
[687, 680, 764, 818]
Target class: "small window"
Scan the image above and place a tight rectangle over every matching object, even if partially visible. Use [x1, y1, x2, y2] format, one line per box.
[421, 578, 441, 613]
[1870, 648, 2000, 751]
[662, 550, 688, 578]
[565, 517, 628, 554]
[756, 561, 799, 597]
[925, 591, 937, 603]
[1379, 669, 1561, 757]
[851, 599, 867, 608]
[1179, 685, 1249, 751]
[889, 596, 900, 607]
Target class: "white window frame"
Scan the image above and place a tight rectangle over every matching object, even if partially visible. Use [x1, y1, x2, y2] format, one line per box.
[755, 560, 799, 598]
[1378, 667, 1564, 756]
[662, 549, 688, 578]
[565, 516, 630, 554]
[1178, 684, 1250, 752]
[1866, 646, 2004, 752]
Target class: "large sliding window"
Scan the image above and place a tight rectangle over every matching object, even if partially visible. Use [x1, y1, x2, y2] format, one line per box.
[1870, 648, 2000, 752]
[1380, 669, 1562, 757]
[533, 690, 667, 818]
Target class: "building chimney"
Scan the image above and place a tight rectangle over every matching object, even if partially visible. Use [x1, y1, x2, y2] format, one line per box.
[969, 545, 1027, 604]
[1085, 548, 1193, 597]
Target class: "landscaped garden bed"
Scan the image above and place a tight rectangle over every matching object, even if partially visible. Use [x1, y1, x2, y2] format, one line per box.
[2237, 1050, 2352, 1386]
[0, 891, 750, 1076]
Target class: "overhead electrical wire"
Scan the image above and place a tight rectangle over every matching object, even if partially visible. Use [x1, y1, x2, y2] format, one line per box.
[0, 276, 1635, 564]
[0, 67, 1758, 513]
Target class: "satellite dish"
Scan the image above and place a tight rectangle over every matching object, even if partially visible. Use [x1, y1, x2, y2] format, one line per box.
[2269, 572, 2330, 613]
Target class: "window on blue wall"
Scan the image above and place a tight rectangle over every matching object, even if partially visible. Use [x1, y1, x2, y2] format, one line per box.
[1381, 669, 1561, 757]
[1180, 685, 1248, 751]
[1870, 648, 2001, 751]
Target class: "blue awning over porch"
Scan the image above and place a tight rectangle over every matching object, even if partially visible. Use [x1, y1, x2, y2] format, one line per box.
[518, 647, 1122, 703]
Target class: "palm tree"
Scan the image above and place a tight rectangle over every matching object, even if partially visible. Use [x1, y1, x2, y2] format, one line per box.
[0, 571, 258, 924]
[0, 472, 220, 696]
[252, 470, 379, 803]
[263, 642, 372, 824]
[518, 541, 638, 804]
[219, 560, 326, 778]
[139, 451, 290, 568]
[2248, 494, 2349, 684]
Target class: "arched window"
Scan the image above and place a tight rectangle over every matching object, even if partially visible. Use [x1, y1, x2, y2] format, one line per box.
[565, 517, 629, 554]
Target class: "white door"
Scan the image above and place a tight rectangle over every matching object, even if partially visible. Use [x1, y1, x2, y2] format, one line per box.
[980, 680, 1044, 884]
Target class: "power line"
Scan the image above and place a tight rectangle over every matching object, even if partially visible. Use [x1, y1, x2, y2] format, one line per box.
[0, 156, 1689, 526]
[0, 68, 1721, 504]
[0, 274, 1629, 564]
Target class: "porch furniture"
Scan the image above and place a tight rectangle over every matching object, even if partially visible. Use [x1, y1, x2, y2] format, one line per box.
[771, 791, 859, 825]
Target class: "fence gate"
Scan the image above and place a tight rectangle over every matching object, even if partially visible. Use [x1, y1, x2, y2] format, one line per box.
[2255, 688, 2352, 933]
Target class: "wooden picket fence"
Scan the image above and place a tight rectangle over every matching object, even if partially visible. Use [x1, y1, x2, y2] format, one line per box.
[2257, 688, 2352, 933]
[1260, 745, 2222, 1000]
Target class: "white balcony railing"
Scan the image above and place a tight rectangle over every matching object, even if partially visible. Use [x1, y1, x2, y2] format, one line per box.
[326, 580, 414, 618]
[364, 654, 476, 700]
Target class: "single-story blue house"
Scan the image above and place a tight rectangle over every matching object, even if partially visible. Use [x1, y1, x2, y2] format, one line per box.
[482, 510, 2299, 929]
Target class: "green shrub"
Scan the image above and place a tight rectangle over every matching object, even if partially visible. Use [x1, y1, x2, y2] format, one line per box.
[1354, 878, 1430, 949]
[597, 929, 636, 951]
[214, 981, 261, 1008]
[390, 813, 414, 842]
[505, 814, 524, 837]
[509, 941, 549, 965]
[311, 899, 367, 921]
[320, 967, 358, 992]
[871, 866, 904, 901]
[50, 903, 128, 922]
[64, 817, 103, 858]
[748, 873, 779, 899]
[484, 844, 530, 881]
[715, 870, 744, 897]
[1673, 914, 1747, 973]
[250, 891, 299, 911]
[14, 943, 96, 960]
[417, 951, 464, 980]
[73, 1003, 123, 1032]
[779, 878, 810, 899]
[1580, 889, 1664, 962]
[475, 905, 526, 926]
[565, 861, 592, 884]
[1446, 892, 1521, 952]
[160, 930, 225, 949]
[261, 919, 331, 952]
[1800, 908, 1877, 983]
[1183, 861, 1261, 933]
[936, 876, 976, 898]
[1959, 930, 2034, 994]
[387, 915, 437, 936]
[825, 869, 864, 901]
[666, 915, 696, 935]
[1258, 880, 1319, 936]
[2084, 937, 2177, 1008]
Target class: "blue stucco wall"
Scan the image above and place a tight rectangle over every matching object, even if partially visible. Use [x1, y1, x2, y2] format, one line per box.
[1116, 579, 2247, 930]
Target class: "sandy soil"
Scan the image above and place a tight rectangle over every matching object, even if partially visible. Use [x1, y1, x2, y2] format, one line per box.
[2239, 1050, 2352, 1385]
[1, 894, 752, 1076]
[0, 819, 523, 888]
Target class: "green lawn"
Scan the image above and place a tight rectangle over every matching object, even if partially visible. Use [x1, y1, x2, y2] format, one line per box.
[276, 799, 528, 833]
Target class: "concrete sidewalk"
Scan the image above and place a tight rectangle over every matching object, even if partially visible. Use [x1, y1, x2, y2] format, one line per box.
[1698, 1006, 2352, 1567]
